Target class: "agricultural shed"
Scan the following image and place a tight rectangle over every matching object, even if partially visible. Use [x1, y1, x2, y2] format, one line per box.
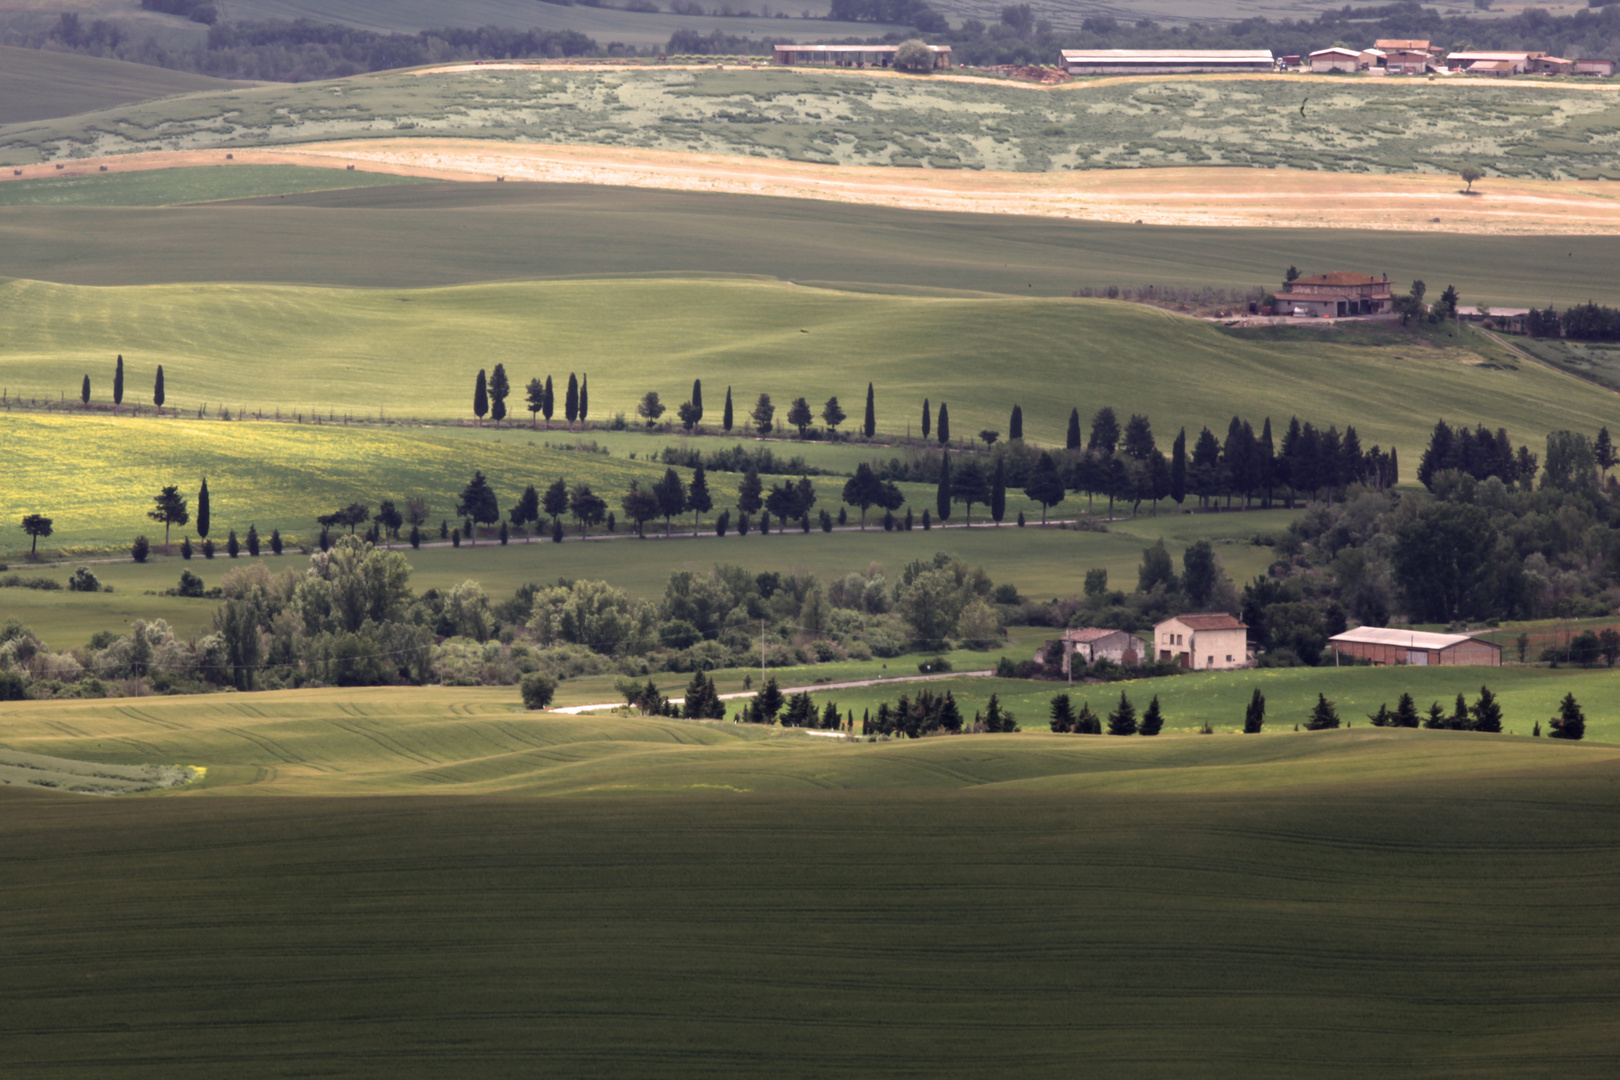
[1057, 50, 1274, 75]
[1309, 48, 1361, 74]
[1460, 307, 1530, 333]
[1054, 627, 1142, 676]
[1375, 40, 1438, 74]
[1330, 627, 1502, 667]
[1155, 614, 1250, 671]
[1576, 58, 1616, 76]
[1448, 52, 1533, 74]
[773, 44, 951, 69]
[1272, 271, 1393, 318]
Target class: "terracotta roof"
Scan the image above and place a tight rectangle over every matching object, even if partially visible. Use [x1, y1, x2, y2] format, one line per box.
[1376, 39, 1431, 51]
[1292, 271, 1387, 287]
[1065, 627, 1131, 643]
[1169, 613, 1247, 631]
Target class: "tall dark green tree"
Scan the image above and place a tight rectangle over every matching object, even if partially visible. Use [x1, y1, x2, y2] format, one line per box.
[1009, 404, 1023, 442]
[1139, 695, 1164, 736]
[509, 485, 539, 542]
[196, 477, 210, 540]
[1550, 692, 1585, 740]
[542, 375, 555, 427]
[621, 480, 660, 537]
[722, 386, 734, 433]
[80, 374, 90, 407]
[543, 477, 569, 528]
[654, 468, 686, 535]
[488, 363, 509, 426]
[738, 466, 764, 515]
[1243, 687, 1265, 733]
[525, 378, 545, 428]
[113, 354, 124, 412]
[1107, 691, 1137, 736]
[1122, 413, 1156, 460]
[692, 379, 703, 425]
[1470, 685, 1503, 733]
[1305, 693, 1341, 730]
[687, 463, 712, 535]
[1024, 451, 1065, 524]
[921, 398, 931, 441]
[863, 382, 876, 438]
[1066, 407, 1081, 450]
[1394, 692, 1420, 728]
[1258, 417, 1276, 504]
[1182, 540, 1217, 608]
[935, 450, 952, 521]
[822, 396, 845, 433]
[1048, 694, 1076, 733]
[578, 374, 588, 425]
[841, 462, 886, 529]
[20, 514, 53, 557]
[473, 369, 488, 423]
[787, 396, 814, 437]
[989, 456, 1007, 525]
[153, 364, 165, 412]
[148, 485, 189, 551]
[565, 373, 579, 426]
[1088, 407, 1119, 455]
[568, 483, 606, 536]
[937, 401, 950, 446]
[457, 470, 500, 545]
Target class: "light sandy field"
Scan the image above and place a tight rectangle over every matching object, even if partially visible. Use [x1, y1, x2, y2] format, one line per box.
[10, 138, 1620, 233]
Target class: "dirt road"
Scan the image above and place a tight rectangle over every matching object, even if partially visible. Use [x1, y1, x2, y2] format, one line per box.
[551, 668, 995, 716]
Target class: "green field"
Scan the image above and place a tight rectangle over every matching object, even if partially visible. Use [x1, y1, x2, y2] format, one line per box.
[4, 177, 1615, 305]
[2, 274, 1608, 452]
[0, 44, 241, 126]
[5, 66, 1619, 178]
[0, 163, 431, 206]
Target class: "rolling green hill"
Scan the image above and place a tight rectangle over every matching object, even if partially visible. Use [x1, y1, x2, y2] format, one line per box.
[4, 66, 1619, 178]
[0, 44, 243, 126]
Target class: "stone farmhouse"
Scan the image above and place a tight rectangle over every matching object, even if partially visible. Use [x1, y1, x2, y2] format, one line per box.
[1273, 271, 1394, 318]
[1154, 614, 1250, 671]
[1053, 627, 1142, 676]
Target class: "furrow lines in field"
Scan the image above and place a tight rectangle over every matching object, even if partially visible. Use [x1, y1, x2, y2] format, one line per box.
[114, 706, 183, 730]
[220, 726, 304, 766]
[321, 718, 439, 766]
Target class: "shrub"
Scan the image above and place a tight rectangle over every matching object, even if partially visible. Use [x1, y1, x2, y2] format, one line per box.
[917, 655, 952, 673]
[67, 567, 101, 592]
[0, 670, 28, 700]
[202, 538, 216, 559]
[131, 535, 150, 563]
[520, 671, 559, 710]
[176, 569, 205, 597]
[180, 536, 193, 559]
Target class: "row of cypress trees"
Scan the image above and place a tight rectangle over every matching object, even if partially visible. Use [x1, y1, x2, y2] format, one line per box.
[78, 355, 166, 413]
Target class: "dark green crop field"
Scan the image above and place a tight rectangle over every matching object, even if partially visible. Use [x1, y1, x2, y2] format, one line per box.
[0, 45, 243, 127]
[3, 752, 1618, 1078]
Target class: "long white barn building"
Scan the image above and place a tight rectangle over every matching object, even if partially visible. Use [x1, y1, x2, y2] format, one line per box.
[1059, 49, 1275, 75]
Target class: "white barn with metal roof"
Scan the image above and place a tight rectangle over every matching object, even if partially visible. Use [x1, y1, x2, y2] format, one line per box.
[1058, 49, 1274, 75]
[1329, 627, 1502, 667]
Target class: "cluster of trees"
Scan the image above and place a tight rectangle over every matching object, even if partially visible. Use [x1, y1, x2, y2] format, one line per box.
[1417, 420, 1539, 491]
[1049, 689, 1164, 735]
[471, 367, 591, 429]
[74, 355, 167, 415]
[1526, 302, 1620, 342]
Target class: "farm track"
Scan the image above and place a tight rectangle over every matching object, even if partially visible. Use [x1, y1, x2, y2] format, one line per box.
[9, 140, 1620, 234]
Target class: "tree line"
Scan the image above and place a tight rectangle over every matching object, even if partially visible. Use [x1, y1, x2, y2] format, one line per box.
[1526, 302, 1620, 342]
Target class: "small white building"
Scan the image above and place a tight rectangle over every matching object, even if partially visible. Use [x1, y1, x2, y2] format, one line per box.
[1154, 613, 1250, 671]
[1058, 49, 1275, 75]
[1309, 48, 1360, 74]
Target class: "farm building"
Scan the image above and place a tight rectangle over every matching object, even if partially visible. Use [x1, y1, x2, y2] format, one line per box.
[1576, 58, 1616, 76]
[1057, 49, 1274, 75]
[1447, 52, 1533, 74]
[1374, 39, 1439, 74]
[772, 44, 951, 69]
[1329, 627, 1502, 667]
[1155, 614, 1250, 671]
[1054, 627, 1142, 676]
[1309, 48, 1361, 73]
[1460, 307, 1530, 333]
[1272, 271, 1393, 318]
[1361, 48, 1387, 71]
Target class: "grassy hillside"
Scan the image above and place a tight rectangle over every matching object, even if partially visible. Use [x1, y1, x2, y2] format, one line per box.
[1, 275, 1609, 449]
[4, 67, 1619, 178]
[4, 756, 1617, 1078]
[0, 163, 430, 206]
[4, 180, 1615, 304]
[0, 44, 241, 126]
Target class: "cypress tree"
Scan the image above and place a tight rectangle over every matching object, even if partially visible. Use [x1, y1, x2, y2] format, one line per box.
[688, 463, 712, 535]
[246, 524, 260, 556]
[937, 401, 950, 446]
[565, 373, 579, 425]
[1170, 427, 1187, 506]
[1243, 687, 1265, 733]
[113, 354, 124, 411]
[1066, 407, 1081, 450]
[153, 365, 165, 412]
[542, 375, 555, 427]
[81, 374, 90, 407]
[474, 369, 489, 423]
[723, 386, 734, 432]
[270, 528, 283, 555]
[196, 477, 211, 540]
[488, 363, 509, 426]
[227, 529, 240, 558]
[922, 398, 931, 441]
[863, 382, 876, 438]
[1139, 695, 1164, 736]
[936, 450, 952, 521]
[692, 379, 703, 424]
[1259, 417, 1275, 505]
[579, 374, 588, 424]
[1009, 404, 1023, 441]
[990, 456, 1006, 525]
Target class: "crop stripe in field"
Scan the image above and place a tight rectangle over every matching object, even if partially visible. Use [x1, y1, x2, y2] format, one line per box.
[44, 719, 89, 738]
[221, 726, 306, 767]
[321, 718, 440, 766]
[114, 706, 184, 730]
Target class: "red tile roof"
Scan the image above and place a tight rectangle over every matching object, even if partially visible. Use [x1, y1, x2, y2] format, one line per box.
[1172, 613, 1247, 631]
[1293, 271, 1387, 287]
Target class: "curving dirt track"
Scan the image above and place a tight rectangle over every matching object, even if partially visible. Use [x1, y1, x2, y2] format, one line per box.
[7, 137, 1620, 233]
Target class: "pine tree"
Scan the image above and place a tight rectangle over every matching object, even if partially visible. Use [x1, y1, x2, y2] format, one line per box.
[147, 485, 189, 551]
[935, 450, 952, 521]
[1244, 687, 1265, 733]
[488, 363, 509, 426]
[1009, 404, 1023, 441]
[81, 374, 90, 407]
[196, 477, 211, 540]
[1305, 693, 1341, 730]
[1470, 685, 1503, 733]
[1449, 692, 1471, 730]
[692, 379, 704, 425]
[1170, 428, 1188, 506]
[1049, 694, 1075, 733]
[990, 456, 1007, 525]
[738, 467, 764, 514]
[227, 529, 240, 558]
[722, 386, 734, 432]
[113, 354, 124, 412]
[246, 524, 260, 556]
[1549, 692, 1585, 740]
[1423, 701, 1446, 729]
[863, 382, 876, 438]
[1596, 426, 1615, 477]
[1368, 703, 1393, 727]
[1107, 692, 1137, 736]
[457, 470, 500, 545]
[473, 369, 488, 423]
[1066, 407, 1081, 450]
[654, 468, 686, 535]
[1394, 692, 1420, 728]
[983, 693, 1014, 733]
[922, 398, 931, 441]
[1088, 407, 1119, 454]
[270, 528, 283, 555]
[579, 374, 588, 425]
[511, 485, 539, 542]
[153, 365, 165, 412]
[1139, 695, 1164, 736]
[687, 464, 712, 534]
[756, 676, 784, 723]
[1075, 700, 1101, 734]
[565, 373, 579, 426]
[937, 401, 950, 445]
[543, 477, 569, 529]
